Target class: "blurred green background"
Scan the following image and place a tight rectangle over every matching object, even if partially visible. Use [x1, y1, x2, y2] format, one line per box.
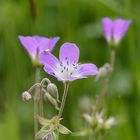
[0, 0, 140, 140]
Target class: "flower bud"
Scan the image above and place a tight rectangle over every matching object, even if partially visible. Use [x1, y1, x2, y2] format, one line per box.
[22, 91, 32, 101]
[47, 83, 60, 103]
[44, 92, 60, 111]
[95, 63, 112, 81]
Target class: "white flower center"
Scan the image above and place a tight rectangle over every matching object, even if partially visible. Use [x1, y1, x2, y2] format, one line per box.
[55, 60, 79, 80]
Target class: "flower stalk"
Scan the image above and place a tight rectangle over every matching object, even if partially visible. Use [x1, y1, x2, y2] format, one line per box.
[110, 48, 116, 70]
[29, 0, 37, 20]
[34, 67, 41, 139]
[58, 82, 69, 118]
[39, 86, 43, 117]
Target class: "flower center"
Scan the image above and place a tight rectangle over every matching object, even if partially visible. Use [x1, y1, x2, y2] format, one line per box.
[56, 59, 79, 80]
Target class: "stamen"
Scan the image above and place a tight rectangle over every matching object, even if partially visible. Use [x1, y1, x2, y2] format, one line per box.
[67, 61, 69, 65]
[66, 67, 69, 72]
[56, 61, 79, 80]
[60, 61, 63, 66]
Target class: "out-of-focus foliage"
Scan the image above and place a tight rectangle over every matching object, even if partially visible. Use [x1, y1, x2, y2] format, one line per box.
[0, 0, 139, 140]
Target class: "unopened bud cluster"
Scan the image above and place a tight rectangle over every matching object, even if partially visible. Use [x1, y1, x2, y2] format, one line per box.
[21, 79, 60, 111]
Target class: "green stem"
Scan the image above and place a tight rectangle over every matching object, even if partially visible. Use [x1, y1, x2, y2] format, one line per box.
[29, 0, 37, 20]
[39, 87, 43, 117]
[34, 67, 40, 139]
[101, 47, 116, 109]
[110, 48, 116, 70]
[58, 82, 69, 118]
[39, 78, 51, 117]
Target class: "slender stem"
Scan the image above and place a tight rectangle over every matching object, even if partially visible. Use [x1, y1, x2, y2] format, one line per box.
[58, 82, 69, 118]
[102, 47, 115, 97]
[29, 0, 37, 20]
[28, 83, 41, 93]
[41, 78, 51, 86]
[34, 67, 40, 139]
[103, 47, 115, 96]
[101, 48, 116, 110]
[110, 48, 116, 70]
[39, 87, 43, 117]
[39, 78, 51, 117]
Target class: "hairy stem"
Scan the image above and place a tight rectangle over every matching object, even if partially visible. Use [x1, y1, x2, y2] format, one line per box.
[41, 78, 51, 85]
[39, 87, 43, 117]
[34, 67, 40, 139]
[39, 78, 51, 117]
[28, 83, 41, 93]
[58, 82, 69, 118]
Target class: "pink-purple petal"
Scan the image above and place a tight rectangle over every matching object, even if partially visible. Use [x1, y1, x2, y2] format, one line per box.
[113, 19, 131, 45]
[102, 17, 113, 43]
[59, 43, 79, 64]
[43, 65, 63, 81]
[67, 76, 87, 81]
[35, 36, 60, 54]
[39, 51, 59, 69]
[19, 35, 60, 60]
[79, 64, 98, 77]
[18, 36, 37, 59]
[48, 37, 60, 51]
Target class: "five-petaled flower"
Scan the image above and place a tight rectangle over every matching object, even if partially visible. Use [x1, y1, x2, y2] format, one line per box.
[18, 35, 60, 65]
[39, 43, 98, 81]
[102, 17, 131, 46]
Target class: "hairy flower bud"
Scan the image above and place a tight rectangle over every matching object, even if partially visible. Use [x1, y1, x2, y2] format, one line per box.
[47, 83, 60, 103]
[22, 91, 32, 101]
[96, 63, 112, 81]
[44, 92, 60, 110]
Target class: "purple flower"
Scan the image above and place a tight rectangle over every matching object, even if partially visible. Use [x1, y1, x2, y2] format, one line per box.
[102, 17, 131, 45]
[39, 43, 98, 81]
[18, 35, 60, 62]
